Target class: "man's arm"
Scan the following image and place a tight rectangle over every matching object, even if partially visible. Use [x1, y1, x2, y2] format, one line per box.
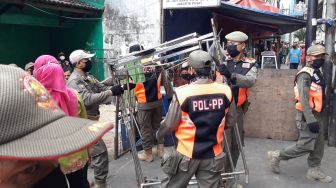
[100, 77, 114, 86]
[161, 70, 174, 100]
[94, 77, 113, 92]
[68, 79, 113, 106]
[157, 95, 181, 140]
[232, 65, 257, 88]
[297, 73, 316, 124]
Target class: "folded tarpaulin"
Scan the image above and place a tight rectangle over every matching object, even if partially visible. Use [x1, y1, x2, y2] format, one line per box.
[230, 0, 279, 13]
[216, 2, 306, 34]
[164, 2, 306, 41]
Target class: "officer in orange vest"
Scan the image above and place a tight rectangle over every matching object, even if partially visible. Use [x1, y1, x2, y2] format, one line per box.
[157, 50, 235, 188]
[268, 44, 332, 183]
[218, 31, 257, 188]
[129, 44, 173, 162]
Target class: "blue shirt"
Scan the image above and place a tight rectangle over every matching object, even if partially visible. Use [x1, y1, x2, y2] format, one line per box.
[288, 48, 301, 64]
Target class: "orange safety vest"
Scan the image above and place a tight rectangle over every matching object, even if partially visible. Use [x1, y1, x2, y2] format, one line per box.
[175, 82, 232, 159]
[134, 70, 162, 104]
[294, 67, 324, 113]
[226, 59, 255, 107]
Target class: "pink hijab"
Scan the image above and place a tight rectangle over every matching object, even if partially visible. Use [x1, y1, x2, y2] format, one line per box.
[34, 55, 78, 117]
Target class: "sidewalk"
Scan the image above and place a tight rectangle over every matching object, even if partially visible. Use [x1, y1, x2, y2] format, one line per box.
[94, 105, 336, 188]
[93, 137, 336, 188]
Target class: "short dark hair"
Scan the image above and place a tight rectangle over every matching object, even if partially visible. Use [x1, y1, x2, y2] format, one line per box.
[129, 44, 144, 53]
[58, 52, 65, 56]
[195, 67, 212, 78]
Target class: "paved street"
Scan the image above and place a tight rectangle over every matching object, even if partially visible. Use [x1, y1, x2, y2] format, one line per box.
[91, 105, 336, 188]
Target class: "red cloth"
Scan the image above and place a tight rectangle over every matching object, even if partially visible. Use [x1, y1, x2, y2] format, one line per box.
[300, 48, 305, 63]
[230, 0, 279, 13]
[34, 55, 78, 117]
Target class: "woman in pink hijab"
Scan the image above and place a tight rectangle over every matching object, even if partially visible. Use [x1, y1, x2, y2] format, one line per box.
[34, 55, 78, 116]
[34, 55, 90, 188]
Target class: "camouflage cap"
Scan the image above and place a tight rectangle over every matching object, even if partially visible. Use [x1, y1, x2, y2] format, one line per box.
[306, 44, 327, 56]
[225, 31, 248, 42]
[188, 50, 212, 69]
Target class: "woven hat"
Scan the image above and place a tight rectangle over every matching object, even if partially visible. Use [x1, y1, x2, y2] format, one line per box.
[188, 50, 212, 69]
[0, 65, 113, 160]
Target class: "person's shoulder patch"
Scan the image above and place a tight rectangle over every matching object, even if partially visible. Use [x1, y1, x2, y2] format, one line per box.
[242, 63, 250, 68]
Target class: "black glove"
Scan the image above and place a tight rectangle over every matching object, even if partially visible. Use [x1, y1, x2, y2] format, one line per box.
[307, 122, 320, 133]
[111, 85, 124, 96]
[122, 83, 136, 91]
[230, 73, 237, 85]
[218, 64, 232, 79]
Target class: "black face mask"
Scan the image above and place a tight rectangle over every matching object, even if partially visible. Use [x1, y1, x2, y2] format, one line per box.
[227, 45, 240, 58]
[311, 59, 325, 69]
[32, 167, 68, 188]
[83, 60, 93, 72]
[181, 73, 196, 81]
[181, 73, 190, 80]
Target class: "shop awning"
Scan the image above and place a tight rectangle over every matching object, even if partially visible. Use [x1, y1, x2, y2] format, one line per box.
[230, 0, 279, 13]
[164, 1, 306, 41]
[0, 0, 103, 14]
[215, 1, 306, 34]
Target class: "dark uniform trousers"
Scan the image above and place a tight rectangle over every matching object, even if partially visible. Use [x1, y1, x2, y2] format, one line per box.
[88, 115, 109, 184]
[137, 105, 164, 150]
[279, 112, 324, 167]
[90, 139, 109, 184]
[67, 70, 112, 184]
[224, 106, 244, 173]
[162, 153, 225, 188]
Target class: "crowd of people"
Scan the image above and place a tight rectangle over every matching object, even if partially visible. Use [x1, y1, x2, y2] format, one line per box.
[279, 41, 306, 69]
[0, 30, 331, 188]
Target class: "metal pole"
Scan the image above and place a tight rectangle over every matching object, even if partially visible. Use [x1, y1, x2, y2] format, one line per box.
[160, 0, 165, 43]
[114, 96, 120, 160]
[305, 0, 318, 66]
[325, 0, 336, 146]
[223, 130, 238, 184]
[233, 123, 249, 184]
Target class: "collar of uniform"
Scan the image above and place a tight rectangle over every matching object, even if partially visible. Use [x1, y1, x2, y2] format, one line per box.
[73, 69, 89, 80]
[232, 54, 245, 63]
[306, 64, 314, 69]
[191, 78, 213, 84]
